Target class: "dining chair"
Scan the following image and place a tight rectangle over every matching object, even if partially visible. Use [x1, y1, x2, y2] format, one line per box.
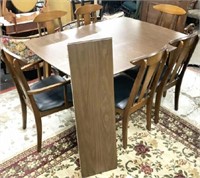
[33, 10, 67, 77]
[75, 4, 103, 27]
[114, 48, 168, 149]
[154, 32, 199, 124]
[2, 47, 73, 152]
[153, 4, 186, 31]
[33, 10, 67, 36]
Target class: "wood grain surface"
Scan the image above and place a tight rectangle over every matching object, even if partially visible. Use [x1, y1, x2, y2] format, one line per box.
[68, 38, 117, 177]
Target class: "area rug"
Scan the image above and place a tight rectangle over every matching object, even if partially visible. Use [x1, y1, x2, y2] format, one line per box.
[0, 100, 199, 178]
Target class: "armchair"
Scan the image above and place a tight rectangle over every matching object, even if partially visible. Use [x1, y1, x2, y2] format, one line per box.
[2, 47, 73, 152]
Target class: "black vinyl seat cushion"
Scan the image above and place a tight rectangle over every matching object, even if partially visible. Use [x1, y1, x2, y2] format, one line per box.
[114, 73, 134, 110]
[124, 64, 169, 86]
[123, 66, 139, 79]
[31, 75, 72, 111]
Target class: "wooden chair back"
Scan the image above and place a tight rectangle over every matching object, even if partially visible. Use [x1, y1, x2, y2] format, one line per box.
[126, 48, 167, 120]
[154, 32, 199, 123]
[166, 33, 199, 87]
[1, 49, 26, 109]
[2, 49, 38, 136]
[115, 47, 168, 149]
[153, 4, 186, 31]
[33, 10, 67, 36]
[2, 48, 40, 114]
[75, 4, 103, 27]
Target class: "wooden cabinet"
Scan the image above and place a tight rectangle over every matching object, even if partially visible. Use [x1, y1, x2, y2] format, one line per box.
[140, 0, 191, 32]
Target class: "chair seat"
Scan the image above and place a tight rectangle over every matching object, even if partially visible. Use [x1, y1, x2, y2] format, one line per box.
[114, 74, 134, 110]
[124, 65, 168, 84]
[31, 75, 72, 111]
[123, 66, 139, 79]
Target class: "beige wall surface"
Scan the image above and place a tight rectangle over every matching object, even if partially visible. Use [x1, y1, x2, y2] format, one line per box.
[44, 0, 72, 25]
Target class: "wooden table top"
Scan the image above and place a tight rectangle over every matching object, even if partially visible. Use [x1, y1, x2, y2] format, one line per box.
[25, 17, 186, 75]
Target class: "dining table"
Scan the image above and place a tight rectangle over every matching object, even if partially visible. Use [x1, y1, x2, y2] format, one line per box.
[25, 17, 186, 75]
[25, 17, 186, 177]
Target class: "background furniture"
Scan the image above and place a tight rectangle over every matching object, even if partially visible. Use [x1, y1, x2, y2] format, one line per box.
[42, 0, 71, 25]
[68, 38, 117, 177]
[120, 0, 141, 18]
[0, 0, 71, 35]
[71, 0, 93, 19]
[75, 4, 102, 27]
[114, 48, 167, 148]
[100, 1, 122, 15]
[2, 47, 73, 152]
[154, 32, 199, 124]
[1, 0, 38, 17]
[140, 0, 192, 32]
[11, 0, 37, 12]
[1, 0, 39, 35]
[187, 0, 200, 25]
[0, 12, 39, 36]
[33, 10, 67, 36]
[153, 4, 186, 30]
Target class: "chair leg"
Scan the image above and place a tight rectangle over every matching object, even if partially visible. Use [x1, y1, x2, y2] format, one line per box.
[21, 101, 27, 129]
[34, 115, 42, 152]
[146, 100, 152, 131]
[154, 89, 163, 124]
[163, 90, 167, 97]
[122, 111, 129, 149]
[174, 81, 182, 111]
[18, 95, 27, 129]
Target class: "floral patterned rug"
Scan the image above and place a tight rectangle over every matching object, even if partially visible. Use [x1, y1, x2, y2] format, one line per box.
[0, 105, 199, 178]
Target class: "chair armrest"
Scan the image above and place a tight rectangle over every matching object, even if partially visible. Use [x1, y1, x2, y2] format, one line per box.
[21, 59, 43, 71]
[27, 78, 71, 95]
[184, 23, 195, 34]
